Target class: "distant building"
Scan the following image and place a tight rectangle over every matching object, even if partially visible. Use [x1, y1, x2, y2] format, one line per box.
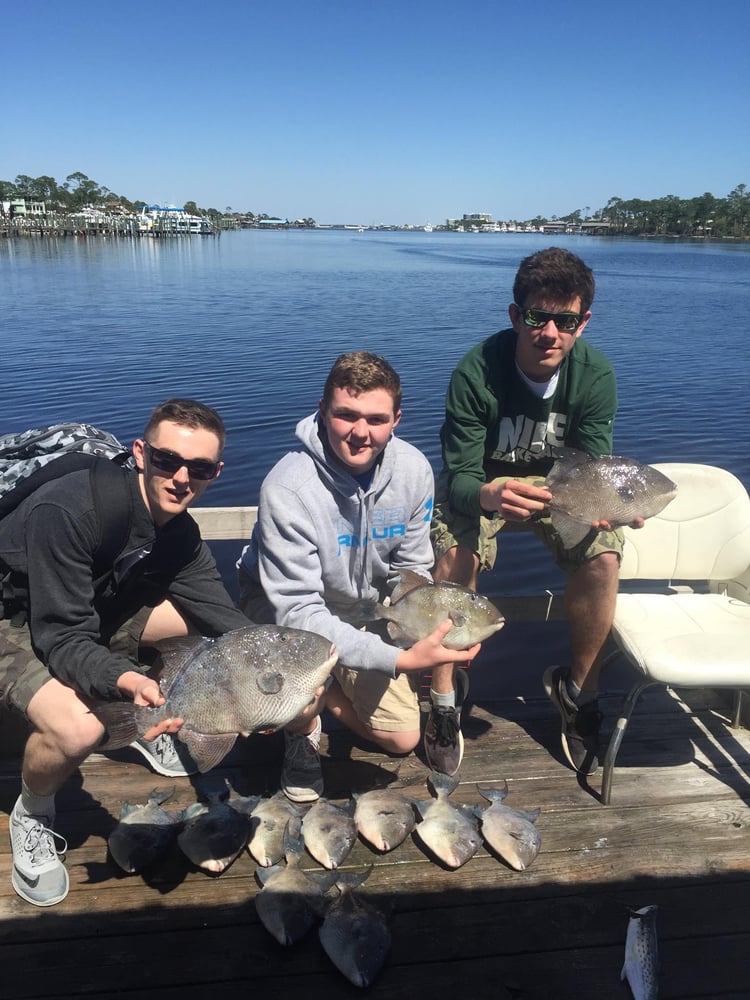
[2, 198, 46, 217]
[462, 213, 492, 223]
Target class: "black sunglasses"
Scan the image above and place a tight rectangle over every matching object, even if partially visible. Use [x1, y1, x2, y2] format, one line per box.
[143, 441, 220, 481]
[517, 306, 584, 333]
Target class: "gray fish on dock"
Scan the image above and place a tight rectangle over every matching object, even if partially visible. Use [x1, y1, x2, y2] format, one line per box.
[621, 904, 659, 1000]
[367, 569, 505, 650]
[477, 783, 541, 871]
[413, 771, 481, 869]
[108, 786, 184, 874]
[255, 817, 337, 946]
[301, 797, 358, 870]
[94, 625, 338, 772]
[319, 867, 391, 988]
[246, 791, 304, 867]
[353, 787, 416, 853]
[177, 781, 260, 874]
[546, 449, 677, 550]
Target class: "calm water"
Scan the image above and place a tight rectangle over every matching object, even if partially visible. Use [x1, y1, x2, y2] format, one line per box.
[3, 230, 749, 593]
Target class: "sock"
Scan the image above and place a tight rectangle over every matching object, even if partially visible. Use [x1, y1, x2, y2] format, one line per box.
[19, 779, 56, 821]
[565, 677, 597, 707]
[430, 688, 456, 710]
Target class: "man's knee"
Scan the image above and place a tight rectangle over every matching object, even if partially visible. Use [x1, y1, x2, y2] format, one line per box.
[26, 681, 105, 758]
[434, 544, 479, 587]
[141, 600, 193, 644]
[372, 728, 420, 755]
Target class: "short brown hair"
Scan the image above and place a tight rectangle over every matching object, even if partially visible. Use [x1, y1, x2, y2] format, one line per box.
[144, 398, 226, 452]
[513, 247, 596, 313]
[322, 351, 402, 412]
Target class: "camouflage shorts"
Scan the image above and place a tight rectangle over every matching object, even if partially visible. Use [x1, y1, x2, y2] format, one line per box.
[431, 473, 624, 575]
[0, 607, 151, 715]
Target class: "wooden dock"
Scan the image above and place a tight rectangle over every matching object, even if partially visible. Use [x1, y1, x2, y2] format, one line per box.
[2, 506, 749, 999]
[1, 674, 749, 999]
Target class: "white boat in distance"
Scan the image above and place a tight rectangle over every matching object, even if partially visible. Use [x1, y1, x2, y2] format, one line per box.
[138, 205, 213, 235]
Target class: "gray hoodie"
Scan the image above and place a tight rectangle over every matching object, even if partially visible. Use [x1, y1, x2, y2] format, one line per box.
[240, 412, 434, 675]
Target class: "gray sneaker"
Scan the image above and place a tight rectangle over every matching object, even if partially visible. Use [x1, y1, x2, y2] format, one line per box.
[10, 797, 69, 907]
[281, 716, 323, 803]
[543, 665, 602, 775]
[130, 733, 199, 777]
[423, 668, 470, 777]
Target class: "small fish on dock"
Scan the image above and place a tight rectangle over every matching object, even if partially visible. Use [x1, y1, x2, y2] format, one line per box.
[246, 791, 304, 867]
[353, 786, 416, 853]
[413, 770, 481, 869]
[319, 867, 392, 988]
[477, 783, 541, 871]
[301, 797, 358, 870]
[621, 904, 659, 1000]
[108, 786, 184, 874]
[177, 780, 260, 874]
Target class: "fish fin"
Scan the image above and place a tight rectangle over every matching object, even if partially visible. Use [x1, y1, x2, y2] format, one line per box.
[93, 703, 143, 749]
[390, 568, 431, 604]
[334, 866, 374, 892]
[255, 863, 284, 886]
[550, 510, 595, 550]
[517, 808, 541, 823]
[335, 599, 380, 625]
[427, 770, 460, 797]
[477, 782, 509, 803]
[178, 731, 237, 772]
[385, 621, 410, 647]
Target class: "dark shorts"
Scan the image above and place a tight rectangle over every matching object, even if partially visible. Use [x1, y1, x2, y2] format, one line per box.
[431, 472, 624, 575]
[0, 606, 151, 715]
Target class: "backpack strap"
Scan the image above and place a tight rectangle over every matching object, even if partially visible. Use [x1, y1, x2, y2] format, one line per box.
[89, 459, 135, 576]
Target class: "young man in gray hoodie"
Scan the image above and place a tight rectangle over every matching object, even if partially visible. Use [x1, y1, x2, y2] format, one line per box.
[239, 351, 479, 801]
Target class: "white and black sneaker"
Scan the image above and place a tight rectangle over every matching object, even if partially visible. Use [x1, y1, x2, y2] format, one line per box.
[543, 665, 602, 775]
[130, 733, 199, 777]
[10, 796, 69, 907]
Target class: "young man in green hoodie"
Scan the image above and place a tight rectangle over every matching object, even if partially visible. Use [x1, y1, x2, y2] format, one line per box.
[430, 247, 632, 777]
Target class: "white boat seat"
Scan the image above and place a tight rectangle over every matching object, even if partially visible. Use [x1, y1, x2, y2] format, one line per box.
[601, 463, 750, 804]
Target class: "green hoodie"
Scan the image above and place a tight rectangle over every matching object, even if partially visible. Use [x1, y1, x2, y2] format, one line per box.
[440, 328, 617, 518]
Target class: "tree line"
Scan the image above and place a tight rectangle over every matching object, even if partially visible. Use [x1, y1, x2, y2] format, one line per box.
[1, 171, 747, 238]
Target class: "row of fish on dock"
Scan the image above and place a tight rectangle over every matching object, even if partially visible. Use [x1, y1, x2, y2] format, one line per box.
[106, 771, 542, 987]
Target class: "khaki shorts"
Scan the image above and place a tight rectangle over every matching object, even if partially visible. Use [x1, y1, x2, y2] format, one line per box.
[431, 473, 624, 575]
[334, 665, 420, 733]
[0, 607, 151, 715]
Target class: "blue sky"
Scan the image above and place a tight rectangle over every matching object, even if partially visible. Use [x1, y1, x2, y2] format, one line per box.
[4, 0, 748, 226]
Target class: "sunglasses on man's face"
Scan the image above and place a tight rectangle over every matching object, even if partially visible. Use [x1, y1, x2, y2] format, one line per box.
[517, 306, 584, 333]
[143, 441, 220, 481]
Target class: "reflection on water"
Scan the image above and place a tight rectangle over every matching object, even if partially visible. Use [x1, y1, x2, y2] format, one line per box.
[3, 230, 749, 592]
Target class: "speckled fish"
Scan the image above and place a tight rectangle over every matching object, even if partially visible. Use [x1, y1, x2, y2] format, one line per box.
[353, 787, 416, 853]
[301, 798, 358, 870]
[108, 786, 184, 874]
[255, 817, 337, 946]
[546, 449, 677, 550]
[94, 625, 338, 772]
[246, 791, 303, 867]
[319, 868, 391, 988]
[477, 783, 541, 871]
[621, 905, 659, 1000]
[413, 771, 481, 869]
[177, 781, 260, 874]
[371, 569, 505, 650]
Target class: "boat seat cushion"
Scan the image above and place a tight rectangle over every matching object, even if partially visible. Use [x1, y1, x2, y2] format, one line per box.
[612, 592, 750, 686]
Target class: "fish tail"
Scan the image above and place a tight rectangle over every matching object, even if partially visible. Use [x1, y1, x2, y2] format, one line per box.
[93, 702, 167, 748]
